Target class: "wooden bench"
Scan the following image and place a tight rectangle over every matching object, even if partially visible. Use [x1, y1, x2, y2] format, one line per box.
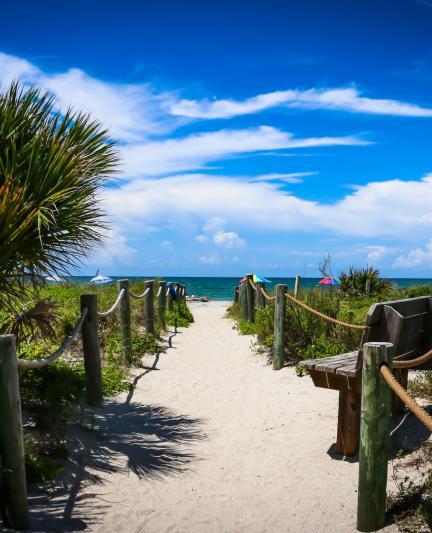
[300, 295, 432, 456]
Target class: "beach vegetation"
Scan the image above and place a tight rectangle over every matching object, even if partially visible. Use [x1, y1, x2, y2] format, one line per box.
[0, 81, 118, 328]
[166, 302, 194, 327]
[339, 265, 394, 298]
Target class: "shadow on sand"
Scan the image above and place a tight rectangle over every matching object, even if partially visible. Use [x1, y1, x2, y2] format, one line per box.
[27, 332, 205, 531]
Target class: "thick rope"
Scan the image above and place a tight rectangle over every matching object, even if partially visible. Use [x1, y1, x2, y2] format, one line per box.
[156, 286, 162, 298]
[17, 308, 89, 369]
[380, 364, 432, 431]
[97, 288, 125, 317]
[166, 287, 170, 297]
[284, 292, 366, 331]
[260, 287, 275, 301]
[393, 347, 432, 369]
[129, 286, 150, 299]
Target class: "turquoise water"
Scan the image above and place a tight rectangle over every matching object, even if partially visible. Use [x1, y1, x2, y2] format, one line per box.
[64, 276, 432, 301]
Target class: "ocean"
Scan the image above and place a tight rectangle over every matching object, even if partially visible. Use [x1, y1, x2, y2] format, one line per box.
[63, 276, 432, 301]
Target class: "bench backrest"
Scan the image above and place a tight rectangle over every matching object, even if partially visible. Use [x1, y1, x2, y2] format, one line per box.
[361, 295, 432, 369]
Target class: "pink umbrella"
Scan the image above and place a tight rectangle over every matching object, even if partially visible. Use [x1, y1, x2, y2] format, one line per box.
[319, 276, 341, 285]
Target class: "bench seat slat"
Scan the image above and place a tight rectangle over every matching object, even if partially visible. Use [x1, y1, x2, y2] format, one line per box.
[300, 351, 359, 374]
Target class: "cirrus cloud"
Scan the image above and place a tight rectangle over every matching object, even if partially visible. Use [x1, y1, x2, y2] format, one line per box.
[170, 86, 432, 119]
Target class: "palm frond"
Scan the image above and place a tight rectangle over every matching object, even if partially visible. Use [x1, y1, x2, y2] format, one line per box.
[0, 81, 120, 312]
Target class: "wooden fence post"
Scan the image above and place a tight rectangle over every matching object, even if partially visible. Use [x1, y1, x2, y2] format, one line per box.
[175, 283, 182, 307]
[80, 294, 103, 407]
[245, 274, 255, 323]
[256, 281, 265, 309]
[117, 279, 132, 363]
[365, 279, 371, 298]
[357, 341, 393, 532]
[273, 284, 287, 370]
[294, 275, 301, 297]
[234, 286, 239, 303]
[167, 283, 173, 311]
[239, 283, 248, 319]
[158, 280, 167, 329]
[0, 335, 29, 530]
[144, 280, 155, 335]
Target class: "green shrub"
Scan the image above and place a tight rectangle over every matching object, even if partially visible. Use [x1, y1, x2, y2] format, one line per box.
[166, 302, 194, 327]
[254, 306, 274, 347]
[392, 284, 432, 300]
[234, 319, 257, 336]
[339, 266, 394, 298]
[230, 288, 364, 364]
[18, 342, 131, 408]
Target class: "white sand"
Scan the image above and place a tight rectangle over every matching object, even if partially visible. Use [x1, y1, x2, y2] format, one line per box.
[29, 300, 401, 532]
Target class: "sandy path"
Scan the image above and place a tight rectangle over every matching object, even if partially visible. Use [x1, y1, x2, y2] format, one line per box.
[30, 301, 400, 533]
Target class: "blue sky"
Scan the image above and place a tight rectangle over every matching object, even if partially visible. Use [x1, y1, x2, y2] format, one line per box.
[2, 0, 432, 277]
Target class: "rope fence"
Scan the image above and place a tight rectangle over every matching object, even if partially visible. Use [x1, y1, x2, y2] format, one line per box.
[284, 291, 366, 331]
[380, 363, 432, 431]
[17, 308, 89, 369]
[393, 347, 432, 369]
[233, 281, 432, 531]
[129, 286, 150, 299]
[260, 287, 275, 301]
[97, 288, 125, 317]
[0, 278, 188, 531]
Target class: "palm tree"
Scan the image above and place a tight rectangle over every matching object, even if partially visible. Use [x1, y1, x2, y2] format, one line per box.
[0, 82, 119, 312]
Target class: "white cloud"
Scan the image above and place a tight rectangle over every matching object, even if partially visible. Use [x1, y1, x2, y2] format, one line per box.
[195, 234, 208, 243]
[249, 171, 318, 183]
[170, 86, 432, 119]
[0, 52, 177, 142]
[160, 240, 173, 251]
[199, 254, 221, 265]
[88, 228, 137, 266]
[393, 240, 432, 268]
[0, 52, 39, 86]
[0, 52, 370, 179]
[102, 172, 432, 241]
[122, 126, 368, 176]
[203, 217, 226, 233]
[366, 245, 391, 263]
[213, 231, 246, 249]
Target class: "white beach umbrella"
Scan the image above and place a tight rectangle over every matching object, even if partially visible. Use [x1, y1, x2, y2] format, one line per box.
[89, 268, 113, 285]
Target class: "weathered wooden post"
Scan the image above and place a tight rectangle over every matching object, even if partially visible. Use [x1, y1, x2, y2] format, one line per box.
[175, 283, 182, 307]
[0, 335, 29, 530]
[144, 280, 155, 334]
[80, 294, 103, 407]
[167, 283, 174, 311]
[245, 274, 255, 323]
[294, 275, 301, 298]
[357, 342, 393, 532]
[273, 284, 287, 370]
[117, 279, 132, 363]
[158, 280, 167, 329]
[256, 281, 265, 309]
[233, 285, 239, 303]
[365, 279, 371, 298]
[239, 283, 248, 319]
